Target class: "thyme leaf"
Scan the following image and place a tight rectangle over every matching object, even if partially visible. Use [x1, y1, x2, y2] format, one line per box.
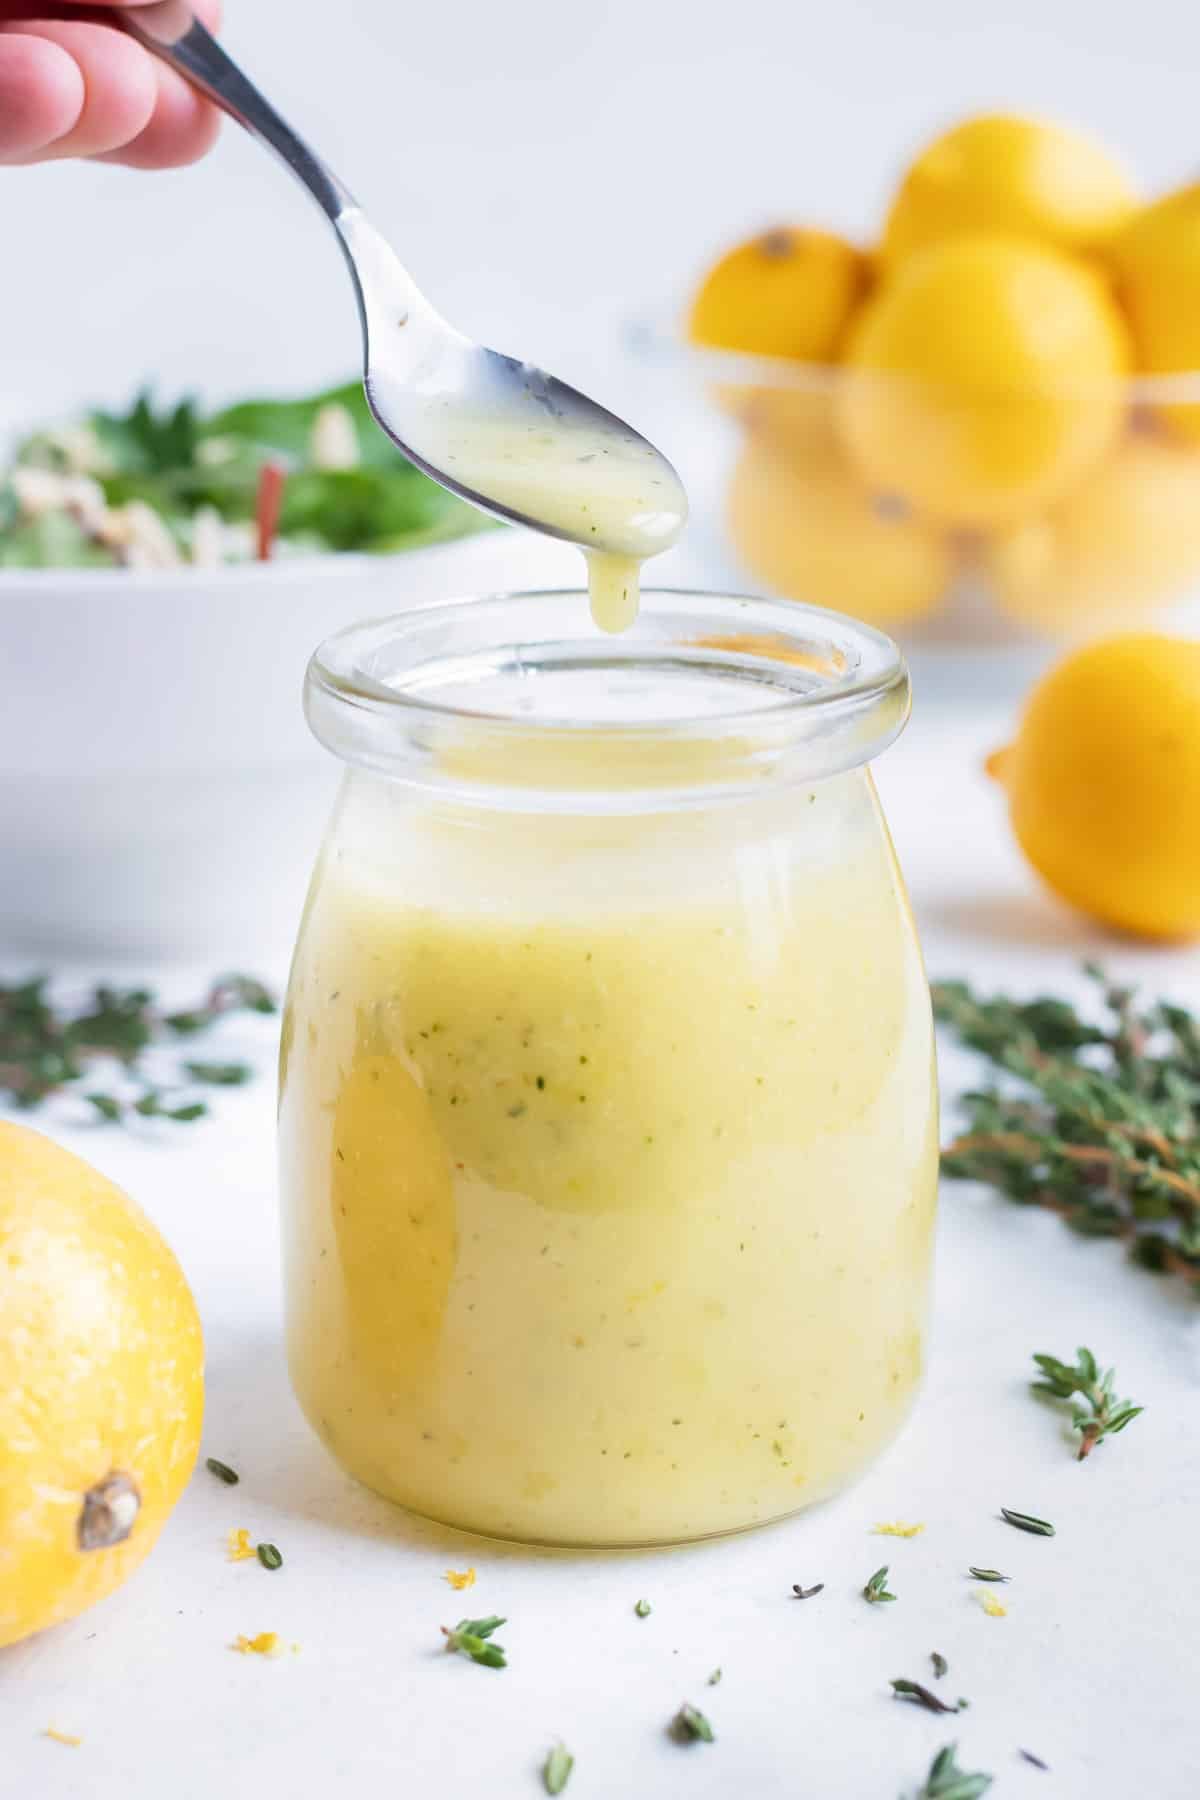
[1001, 1508, 1055, 1537]
[670, 1703, 714, 1744]
[892, 1679, 965, 1715]
[441, 1614, 507, 1670]
[914, 1743, 993, 1799]
[863, 1565, 896, 1603]
[543, 1742, 573, 1793]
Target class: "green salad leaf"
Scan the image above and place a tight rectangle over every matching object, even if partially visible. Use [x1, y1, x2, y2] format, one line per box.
[1, 379, 496, 567]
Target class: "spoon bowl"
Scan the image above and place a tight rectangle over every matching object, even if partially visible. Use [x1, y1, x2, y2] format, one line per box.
[110, 3, 688, 567]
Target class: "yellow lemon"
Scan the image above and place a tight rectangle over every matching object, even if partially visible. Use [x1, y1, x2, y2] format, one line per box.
[837, 235, 1131, 528]
[0, 1121, 204, 1648]
[726, 422, 952, 626]
[990, 633, 1200, 938]
[739, 381, 838, 458]
[988, 435, 1200, 633]
[1109, 183, 1200, 442]
[883, 113, 1136, 268]
[688, 226, 868, 362]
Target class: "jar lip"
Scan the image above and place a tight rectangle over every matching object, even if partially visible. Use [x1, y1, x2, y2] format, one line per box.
[305, 588, 910, 799]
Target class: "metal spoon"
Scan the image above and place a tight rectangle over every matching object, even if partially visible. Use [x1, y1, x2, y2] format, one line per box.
[107, 2, 686, 563]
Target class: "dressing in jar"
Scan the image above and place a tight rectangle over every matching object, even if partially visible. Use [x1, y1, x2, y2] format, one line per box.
[279, 590, 937, 1546]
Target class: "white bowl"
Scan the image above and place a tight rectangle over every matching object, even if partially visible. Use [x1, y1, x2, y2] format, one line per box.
[1, 528, 581, 961]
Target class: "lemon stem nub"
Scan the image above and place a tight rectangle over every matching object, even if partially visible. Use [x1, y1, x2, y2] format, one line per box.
[985, 746, 1013, 785]
[78, 1472, 140, 1551]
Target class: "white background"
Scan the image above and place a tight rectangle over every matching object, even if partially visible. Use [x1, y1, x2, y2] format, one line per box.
[4, 0, 1200, 433]
[3, 4, 1200, 1795]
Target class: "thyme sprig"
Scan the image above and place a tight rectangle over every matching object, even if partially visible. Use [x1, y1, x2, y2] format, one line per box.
[0, 973, 274, 1124]
[1031, 1347, 1144, 1460]
[933, 968, 1200, 1290]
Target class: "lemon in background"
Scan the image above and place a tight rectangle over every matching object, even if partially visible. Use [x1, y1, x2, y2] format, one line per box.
[726, 421, 952, 626]
[1109, 183, 1200, 442]
[882, 113, 1136, 267]
[987, 435, 1200, 633]
[688, 226, 868, 362]
[837, 235, 1131, 527]
[990, 634, 1200, 939]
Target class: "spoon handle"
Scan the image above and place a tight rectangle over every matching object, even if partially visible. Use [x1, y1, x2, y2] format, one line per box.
[108, 1, 356, 223]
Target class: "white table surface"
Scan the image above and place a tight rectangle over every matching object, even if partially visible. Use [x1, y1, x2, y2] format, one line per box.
[3, 703, 1198, 1800]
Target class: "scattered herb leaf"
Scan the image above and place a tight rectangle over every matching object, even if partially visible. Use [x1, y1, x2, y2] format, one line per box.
[1001, 1508, 1055, 1537]
[934, 969, 1200, 1293]
[915, 1743, 993, 1799]
[1031, 1346, 1144, 1459]
[634, 1598, 652, 1618]
[183, 1060, 253, 1086]
[442, 1615, 507, 1670]
[256, 1543, 283, 1571]
[543, 1742, 574, 1794]
[707, 1668, 722, 1686]
[671, 1703, 714, 1744]
[205, 1458, 239, 1486]
[1019, 1749, 1050, 1771]
[968, 1568, 1008, 1582]
[930, 1652, 948, 1680]
[892, 1679, 965, 1715]
[792, 1582, 824, 1600]
[863, 1565, 896, 1604]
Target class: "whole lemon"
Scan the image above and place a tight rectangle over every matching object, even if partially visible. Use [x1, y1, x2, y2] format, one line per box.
[988, 436, 1200, 633]
[1109, 183, 1200, 443]
[883, 113, 1136, 268]
[837, 235, 1131, 528]
[990, 634, 1200, 939]
[0, 1121, 204, 1648]
[726, 420, 951, 626]
[688, 226, 868, 362]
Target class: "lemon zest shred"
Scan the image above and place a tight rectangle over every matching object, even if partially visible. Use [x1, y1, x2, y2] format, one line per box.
[231, 1631, 283, 1657]
[227, 1527, 257, 1562]
[44, 1728, 82, 1748]
[975, 1589, 1008, 1618]
[872, 1521, 925, 1538]
[445, 1567, 476, 1591]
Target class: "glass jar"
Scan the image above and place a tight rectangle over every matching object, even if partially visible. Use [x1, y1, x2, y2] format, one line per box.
[279, 589, 938, 1547]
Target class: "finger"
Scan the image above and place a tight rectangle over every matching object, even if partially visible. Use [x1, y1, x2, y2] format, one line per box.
[0, 17, 156, 159]
[97, 0, 223, 167]
[0, 31, 84, 159]
[94, 57, 220, 167]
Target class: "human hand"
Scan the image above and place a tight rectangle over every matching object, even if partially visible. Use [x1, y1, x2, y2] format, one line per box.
[0, 1, 222, 168]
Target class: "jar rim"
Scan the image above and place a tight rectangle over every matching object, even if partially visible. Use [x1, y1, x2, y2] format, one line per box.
[305, 588, 910, 803]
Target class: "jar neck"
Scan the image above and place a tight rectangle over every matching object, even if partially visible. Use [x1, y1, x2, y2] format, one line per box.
[305, 589, 910, 814]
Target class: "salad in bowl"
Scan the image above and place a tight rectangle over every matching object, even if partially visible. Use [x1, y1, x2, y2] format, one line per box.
[1, 378, 577, 958]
